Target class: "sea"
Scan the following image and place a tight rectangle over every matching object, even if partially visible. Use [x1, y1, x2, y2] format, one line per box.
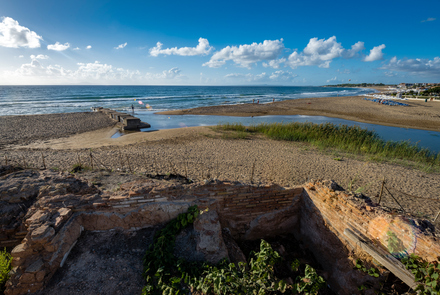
[0, 85, 439, 153]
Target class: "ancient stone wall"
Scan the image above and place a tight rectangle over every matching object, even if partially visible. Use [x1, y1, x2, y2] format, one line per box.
[300, 181, 440, 293]
[2, 175, 439, 295]
[303, 181, 440, 262]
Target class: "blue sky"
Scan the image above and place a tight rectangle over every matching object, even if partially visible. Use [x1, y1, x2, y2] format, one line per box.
[0, 0, 439, 85]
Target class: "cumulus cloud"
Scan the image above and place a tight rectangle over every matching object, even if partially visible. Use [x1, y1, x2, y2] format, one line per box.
[86, 45, 92, 49]
[73, 47, 80, 50]
[150, 38, 213, 57]
[286, 36, 345, 69]
[381, 56, 440, 76]
[421, 17, 436, 22]
[3, 57, 188, 84]
[115, 42, 127, 49]
[363, 44, 386, 62]
[284, 37, 381, 69]
[263, 58, 286, 69]
[30, 54, 49, 60]
[47, 42, 70, 51]
[343, 41, 365, 58]
[0, 17, 43, 48]
[204, 39, 285, 68]
[10, 58, 71, 78]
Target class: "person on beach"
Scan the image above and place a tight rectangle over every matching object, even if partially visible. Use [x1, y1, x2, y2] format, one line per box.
[273, 98, 275, 103]
[252, 99, 255, 104]
[131, 104, 134, 112]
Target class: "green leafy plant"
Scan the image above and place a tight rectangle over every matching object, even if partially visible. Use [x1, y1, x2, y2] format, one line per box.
[142, 205, 200, 294]
[401, 254, 440, 294]
[355, 259, 380, 278]
[142, 206, 328, 295]
[0, 248, 12, 294]
[295, 264, 325, 294]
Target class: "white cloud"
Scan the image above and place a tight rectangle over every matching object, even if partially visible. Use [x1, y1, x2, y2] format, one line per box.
[225, 72, 268, 82]
[326, 76, 338, 83]
[343, 41, 365, 58]
[10, 57, 71, 78]
[0, 17, 43, 48]
[2, 57, 187, 84]
[269, 70, 297, 81]
[421, 17, 436, 22]
[47, 42, 70, 51]
[86, 45, 92, 49]
[30, 54, 49, 60]
[203, 39, 285, 68]
[150, 38, 213, 57]
[286, 36, 344, 69]
[263, 58, 286, 69]
[363, 44, 386, 62]
[225, 70, 296, 82]
[145, 67, 184, 79]
[18, 55, 24, 58]
[381, 56, 440, 76]
[73, 47, 80, 50]
[115, 42, 127, 49]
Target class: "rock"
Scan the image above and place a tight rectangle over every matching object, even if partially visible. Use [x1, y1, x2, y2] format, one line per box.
[36, 270, 46, 282]
[11, 243, 32, 258]
[26, 210, 49, 226]
[222, 228, 247, 266]
[19, 272, 35, 284]
[26, 258, 44, 273]
[31, 224, 55, 243]
[193, 210, 228, 264]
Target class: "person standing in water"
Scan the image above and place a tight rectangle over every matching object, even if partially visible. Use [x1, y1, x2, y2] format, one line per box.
[131, 104, 134, 112]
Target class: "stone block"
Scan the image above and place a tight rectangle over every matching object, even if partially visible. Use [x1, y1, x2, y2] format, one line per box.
[11, 243, 32, 258]
[31, 224, 55, 243]
[19, 272, 35, 284]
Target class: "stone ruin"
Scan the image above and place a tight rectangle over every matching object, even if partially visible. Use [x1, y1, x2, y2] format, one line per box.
[1, 167, 439, 294]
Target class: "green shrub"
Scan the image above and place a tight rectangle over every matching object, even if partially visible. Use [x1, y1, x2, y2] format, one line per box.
[0, 248, 12, 294]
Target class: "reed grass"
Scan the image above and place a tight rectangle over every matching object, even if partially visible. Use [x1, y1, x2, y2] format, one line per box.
[216, 122, 440, 169]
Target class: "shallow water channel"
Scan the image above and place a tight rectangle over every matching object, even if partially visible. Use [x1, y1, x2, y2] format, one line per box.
[113, 113, 440, 154]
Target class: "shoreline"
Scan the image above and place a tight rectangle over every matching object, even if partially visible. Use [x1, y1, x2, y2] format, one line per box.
[156, 95, 440, 132]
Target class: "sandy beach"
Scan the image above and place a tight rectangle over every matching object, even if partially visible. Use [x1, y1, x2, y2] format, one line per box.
[1, 95, 440, 224]
[158, 95, 440, 132]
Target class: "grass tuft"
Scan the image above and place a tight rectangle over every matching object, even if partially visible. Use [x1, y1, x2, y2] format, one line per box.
[216, 122, 440, 171]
